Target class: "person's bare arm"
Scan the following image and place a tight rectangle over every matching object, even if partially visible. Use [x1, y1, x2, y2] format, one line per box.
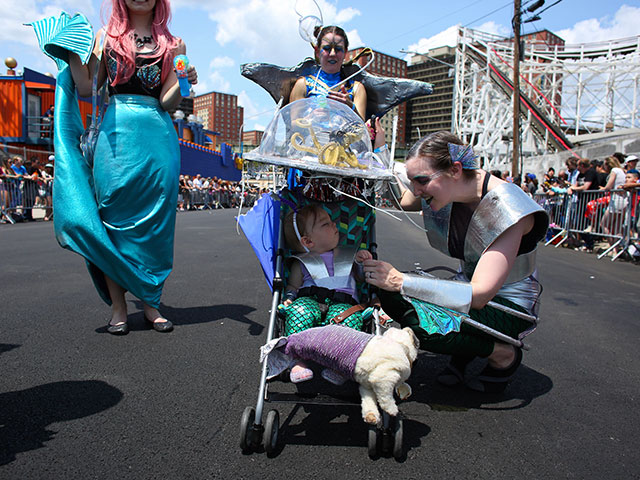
[469, 215, 533, 308]
[283, 261, 303, 306]
[159, 39, 198, 111]
[290, 77, 307, 103]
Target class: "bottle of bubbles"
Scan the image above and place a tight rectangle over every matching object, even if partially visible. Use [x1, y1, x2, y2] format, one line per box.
[173, 54, 190, 97]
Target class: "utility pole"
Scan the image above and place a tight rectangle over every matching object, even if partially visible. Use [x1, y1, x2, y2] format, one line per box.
[512, 0, 521, 179]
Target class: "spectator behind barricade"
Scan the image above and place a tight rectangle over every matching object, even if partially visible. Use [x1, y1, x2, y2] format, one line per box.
[566, 157, 579, 186]
[624, 154, 638, 173]
[524, 173, 538, 196]
[1, 156, 16, 212]
[193, 173, 203, 190]
[502, 171, 512, 183]
[567, 159, 601, 250]
[178, 175, 191, 211]
[177, 175, 185, 211]
[42, 161, 54, 221]
[211, 178, 221, 209]
[42, 104, 54, 138]
[513, 175, 521, 189]
[599, 155, 628, 243]
[558, 170, 568, 184]
[591, 159, 608, 187]
[21, 157, 39, 221]
[10, 156, 27, 215]
[621, 169, 640, 235]
[568, 159, 601, 194]
[541, 167, 559, 194]
[185, 175, 195, 210]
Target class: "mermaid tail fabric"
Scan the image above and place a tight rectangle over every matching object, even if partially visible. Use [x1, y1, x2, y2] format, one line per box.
[28, 13, 179, 308]
[28, 12, 94, 70]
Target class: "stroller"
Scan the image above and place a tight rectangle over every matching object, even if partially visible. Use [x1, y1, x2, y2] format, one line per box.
[238, 97, 403, 458]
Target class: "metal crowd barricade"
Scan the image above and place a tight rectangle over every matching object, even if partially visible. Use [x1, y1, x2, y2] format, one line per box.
[0, 178, 53, 223]
[535, 189, 634, 261]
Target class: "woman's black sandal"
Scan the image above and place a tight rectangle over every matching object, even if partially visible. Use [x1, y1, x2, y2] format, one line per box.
[437, 355, 475, 387]
[466, 347, 522, 393]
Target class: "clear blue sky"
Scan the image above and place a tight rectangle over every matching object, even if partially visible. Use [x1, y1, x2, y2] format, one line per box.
[2, 0, 639, 130]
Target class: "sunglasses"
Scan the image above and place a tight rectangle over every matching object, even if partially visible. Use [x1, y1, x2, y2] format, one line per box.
[321, 44, 345, 54]
[411, 170, 445, 186]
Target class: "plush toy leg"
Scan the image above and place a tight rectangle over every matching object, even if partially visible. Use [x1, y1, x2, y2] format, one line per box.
[359, 385, 381, 425]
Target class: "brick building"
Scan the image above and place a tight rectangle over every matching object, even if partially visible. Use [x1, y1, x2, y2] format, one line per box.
[406, 46, 456, 144]
[242, 130, 263, 149]
[194, 91, 244, 146]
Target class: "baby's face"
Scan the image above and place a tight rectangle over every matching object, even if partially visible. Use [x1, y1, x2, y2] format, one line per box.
[305, 210, 339, 253]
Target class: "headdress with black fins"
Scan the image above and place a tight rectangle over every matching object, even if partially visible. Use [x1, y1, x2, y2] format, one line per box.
[241, 57, 434, 120]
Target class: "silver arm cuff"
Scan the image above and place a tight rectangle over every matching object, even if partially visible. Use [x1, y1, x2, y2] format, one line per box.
[401, 273, 473, 314]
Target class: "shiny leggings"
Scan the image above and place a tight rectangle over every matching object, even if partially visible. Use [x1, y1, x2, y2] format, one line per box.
[379, 290, 531, 358]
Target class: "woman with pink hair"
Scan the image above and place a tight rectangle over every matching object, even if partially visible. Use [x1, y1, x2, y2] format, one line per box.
[30, 0, 197, 335]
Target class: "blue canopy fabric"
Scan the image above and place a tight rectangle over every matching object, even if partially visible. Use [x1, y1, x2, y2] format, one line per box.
[237, 193, 281, 291]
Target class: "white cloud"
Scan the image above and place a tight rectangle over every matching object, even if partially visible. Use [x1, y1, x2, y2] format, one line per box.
[194, 71, 231, 95]
[209, 56, 235, 69]
[405, 24, 460, 58]
[237, 90, 261, 120]
[0, 0, 97, 48]
[193, 0, 361, 66]
[556, 5, 640, 44]
[475, 21, 510, 38]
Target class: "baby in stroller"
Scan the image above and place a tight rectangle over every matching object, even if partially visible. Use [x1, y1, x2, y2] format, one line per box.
[279, 203, 372, 383]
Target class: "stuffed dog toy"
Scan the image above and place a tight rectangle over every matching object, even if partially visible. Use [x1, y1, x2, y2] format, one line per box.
[261, 325, 419, 425]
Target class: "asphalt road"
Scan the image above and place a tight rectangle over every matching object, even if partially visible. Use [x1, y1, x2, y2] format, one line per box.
[1, 208, 639, 479]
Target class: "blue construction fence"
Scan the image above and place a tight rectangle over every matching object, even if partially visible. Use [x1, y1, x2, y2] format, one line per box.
[178, 140, 241, 182]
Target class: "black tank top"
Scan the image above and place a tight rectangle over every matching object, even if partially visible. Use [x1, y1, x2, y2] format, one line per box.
[105, 49, 163, 99]
[448, 171, 491, 259]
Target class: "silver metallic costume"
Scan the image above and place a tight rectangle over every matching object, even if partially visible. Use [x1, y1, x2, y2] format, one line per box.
[291, 246, 361, 297]
[407, 182, 549, 317]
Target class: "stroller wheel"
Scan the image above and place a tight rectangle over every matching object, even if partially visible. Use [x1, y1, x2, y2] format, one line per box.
[392, 416, 404, 460]
[263, 409, 280, 455]
[367, 424, 380, 459]
[239, 406, 256, 452]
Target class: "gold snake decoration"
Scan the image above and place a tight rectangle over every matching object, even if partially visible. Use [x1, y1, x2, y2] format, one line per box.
[290, 117, 367, 170]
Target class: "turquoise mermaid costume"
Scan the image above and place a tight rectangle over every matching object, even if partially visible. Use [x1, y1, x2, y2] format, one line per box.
[29, 13, 179, 308]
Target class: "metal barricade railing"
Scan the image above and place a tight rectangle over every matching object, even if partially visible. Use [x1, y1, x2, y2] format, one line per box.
[535, 189, 634, 261]
[0, 177, 54, 223]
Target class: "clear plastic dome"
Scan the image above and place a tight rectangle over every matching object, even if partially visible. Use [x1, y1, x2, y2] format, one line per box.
[245, 97, 392, 180]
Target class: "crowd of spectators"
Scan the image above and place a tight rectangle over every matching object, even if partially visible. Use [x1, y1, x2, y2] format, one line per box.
[177, 174, 269, 211]
[1, 154, 54, 223]
[520, 153, 640, 256]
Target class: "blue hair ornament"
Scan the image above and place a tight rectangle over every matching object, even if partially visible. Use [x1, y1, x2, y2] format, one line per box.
[448, 143, 479, 170]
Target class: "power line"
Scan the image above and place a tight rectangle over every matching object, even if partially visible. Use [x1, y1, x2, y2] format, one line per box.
[376, 0, 489, 47]
[462, 1, 513, 28]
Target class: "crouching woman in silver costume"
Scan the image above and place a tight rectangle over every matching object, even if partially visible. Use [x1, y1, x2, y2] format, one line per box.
[363, 130, 548, 393]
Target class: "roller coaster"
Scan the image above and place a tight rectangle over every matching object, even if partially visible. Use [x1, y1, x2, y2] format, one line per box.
[453, 27, 640, 169]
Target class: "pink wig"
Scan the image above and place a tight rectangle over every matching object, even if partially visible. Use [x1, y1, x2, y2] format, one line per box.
[103, 0, 180, 86]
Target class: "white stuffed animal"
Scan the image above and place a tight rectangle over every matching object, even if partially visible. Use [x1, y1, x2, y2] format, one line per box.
[261, 325, 419, 425]
[354, 326, 419, 424]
